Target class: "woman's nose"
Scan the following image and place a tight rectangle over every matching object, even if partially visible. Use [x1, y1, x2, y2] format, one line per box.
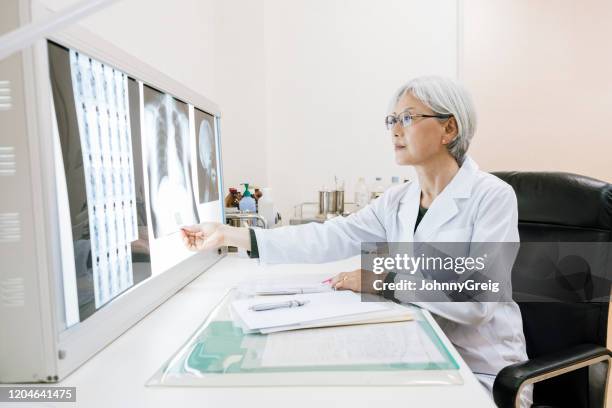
[392, 127, 403, 140]
[392, 119, 404, 138]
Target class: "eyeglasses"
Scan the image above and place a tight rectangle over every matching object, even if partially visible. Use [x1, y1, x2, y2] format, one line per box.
[385, 111, 452, 131]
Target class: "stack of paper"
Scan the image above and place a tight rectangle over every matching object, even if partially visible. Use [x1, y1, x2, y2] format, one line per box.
[231, 291, 412, 334]
[260, 301, 413, 333]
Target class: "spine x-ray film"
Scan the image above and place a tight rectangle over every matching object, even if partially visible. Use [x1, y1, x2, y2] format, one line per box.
[70, 50, 138, 308]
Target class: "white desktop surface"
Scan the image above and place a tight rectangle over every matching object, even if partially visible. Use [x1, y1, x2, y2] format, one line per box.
[59, 254, 496, 408]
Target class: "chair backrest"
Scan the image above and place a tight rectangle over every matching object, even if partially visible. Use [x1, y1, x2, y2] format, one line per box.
[492, 171, 612, 408]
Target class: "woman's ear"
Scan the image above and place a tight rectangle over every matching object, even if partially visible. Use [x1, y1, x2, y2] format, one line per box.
[442, 117, 458, 145]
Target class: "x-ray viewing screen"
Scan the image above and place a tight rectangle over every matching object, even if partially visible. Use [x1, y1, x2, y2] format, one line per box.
[194, 108, 219, 203]
[48, 41, 218, 327]
[143, 85, 200, 238]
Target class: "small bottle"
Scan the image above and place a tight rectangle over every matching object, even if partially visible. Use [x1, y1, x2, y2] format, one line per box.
[257, 187, 275, 227]
[253, 187, 262, 212]
[225, 188, 240, 208]
[253, 187, 263, 202]
[370, 177, 385, 202]
[224, 188, 236, 208]
[354, 177, 369, 209]
[239, 183, 257, 212]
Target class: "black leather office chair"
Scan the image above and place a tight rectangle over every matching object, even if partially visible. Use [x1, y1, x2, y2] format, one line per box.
[490, 172, 612, 408]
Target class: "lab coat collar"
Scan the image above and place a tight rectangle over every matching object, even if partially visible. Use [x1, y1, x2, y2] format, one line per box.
[400, 156, 479, 241]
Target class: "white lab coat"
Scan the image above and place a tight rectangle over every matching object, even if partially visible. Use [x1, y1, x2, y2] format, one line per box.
[254, 156, 532, 406]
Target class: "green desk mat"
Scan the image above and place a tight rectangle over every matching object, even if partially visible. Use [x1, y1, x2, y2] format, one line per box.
[147, 288, 461, 387]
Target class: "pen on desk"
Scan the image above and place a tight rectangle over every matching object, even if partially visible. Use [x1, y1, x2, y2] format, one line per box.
[249, 299, 309, 312]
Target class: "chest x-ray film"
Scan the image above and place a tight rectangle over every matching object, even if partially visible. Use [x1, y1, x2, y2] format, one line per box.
[194, 108, 219, 203]
[143, 85, 200, 238]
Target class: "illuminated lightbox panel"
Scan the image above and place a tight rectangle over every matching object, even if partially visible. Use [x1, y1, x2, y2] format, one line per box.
[48, 41, 222, 326]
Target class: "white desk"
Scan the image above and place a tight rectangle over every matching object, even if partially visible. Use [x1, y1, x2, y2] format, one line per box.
[59, 254, 496, 408]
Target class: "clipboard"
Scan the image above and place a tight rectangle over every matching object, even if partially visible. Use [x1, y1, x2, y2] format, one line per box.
[147, 288, 462, 387]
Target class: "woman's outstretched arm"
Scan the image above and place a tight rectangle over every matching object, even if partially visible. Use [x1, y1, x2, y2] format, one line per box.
[182, 187, 402, 264]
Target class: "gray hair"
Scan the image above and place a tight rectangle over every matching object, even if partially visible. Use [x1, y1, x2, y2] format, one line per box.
[391, 76, 477, 164]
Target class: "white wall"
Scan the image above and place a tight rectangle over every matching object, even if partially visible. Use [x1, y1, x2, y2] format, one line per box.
[461, 0, 612, 182]
[213, 0, 268, 194]
[262, 0, 458, 220]
[40, 0, 217, 98]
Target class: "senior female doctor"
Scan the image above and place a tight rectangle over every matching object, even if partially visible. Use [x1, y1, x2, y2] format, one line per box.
[182, 75, 532, 407]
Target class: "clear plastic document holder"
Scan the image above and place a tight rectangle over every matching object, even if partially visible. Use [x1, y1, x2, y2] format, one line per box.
[147, 289, 462, 387]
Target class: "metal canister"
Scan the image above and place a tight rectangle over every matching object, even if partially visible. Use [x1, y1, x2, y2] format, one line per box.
[318, 190, 337, 216]
[335, 190, 345, 214]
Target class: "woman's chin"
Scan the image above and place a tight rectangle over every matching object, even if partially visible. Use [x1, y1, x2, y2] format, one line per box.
[394, 152, 415, 166]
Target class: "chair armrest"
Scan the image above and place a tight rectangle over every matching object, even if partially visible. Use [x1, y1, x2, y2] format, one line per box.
[493, 343, 612, 408]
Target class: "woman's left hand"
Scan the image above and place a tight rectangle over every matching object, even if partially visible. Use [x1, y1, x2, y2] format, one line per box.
[330, 269, 387, 294]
